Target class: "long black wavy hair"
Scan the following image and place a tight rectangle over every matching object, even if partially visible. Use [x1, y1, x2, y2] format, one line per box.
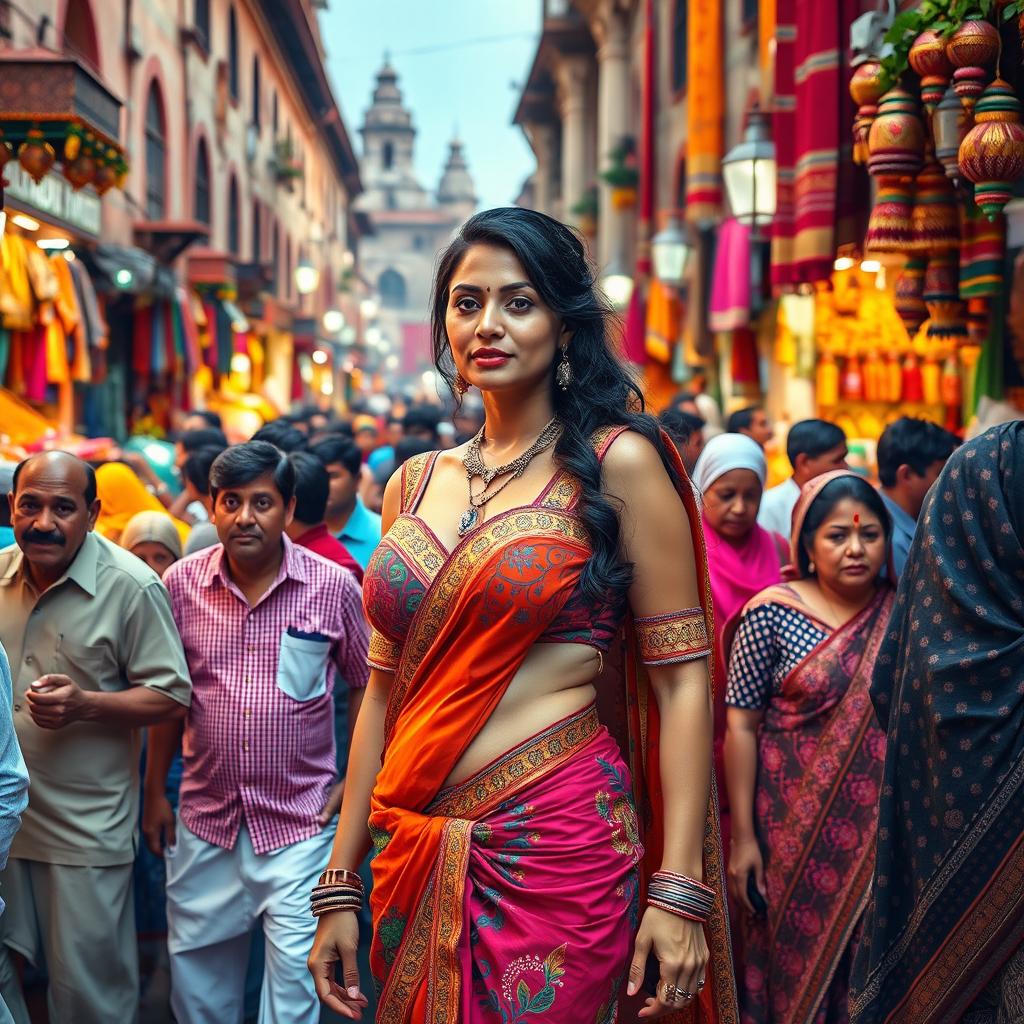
[430, 206, 678, 603]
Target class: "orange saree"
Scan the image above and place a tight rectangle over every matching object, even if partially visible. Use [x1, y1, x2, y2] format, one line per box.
[364, 429, 738, 1023]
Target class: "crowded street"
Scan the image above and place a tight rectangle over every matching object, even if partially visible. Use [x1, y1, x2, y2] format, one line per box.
[0, 1, 1023, 1023]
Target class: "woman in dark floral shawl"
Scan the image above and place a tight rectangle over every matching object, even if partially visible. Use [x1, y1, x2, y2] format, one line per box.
[850, 421, 1024, 1024]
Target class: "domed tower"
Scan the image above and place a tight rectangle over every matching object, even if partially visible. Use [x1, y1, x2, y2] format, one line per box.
[358, 57, 430, 212]
[436, 135, 478, 222]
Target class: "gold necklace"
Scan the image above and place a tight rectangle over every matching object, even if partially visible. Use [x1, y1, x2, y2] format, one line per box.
[458, 418, 560, 536]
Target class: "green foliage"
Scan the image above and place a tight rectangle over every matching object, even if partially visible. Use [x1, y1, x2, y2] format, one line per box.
[879, 1, 1019, 92]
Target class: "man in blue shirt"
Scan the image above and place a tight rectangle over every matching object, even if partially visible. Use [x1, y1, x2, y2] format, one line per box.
[310, 435, 381, 570]
[877, 417, 959, 579]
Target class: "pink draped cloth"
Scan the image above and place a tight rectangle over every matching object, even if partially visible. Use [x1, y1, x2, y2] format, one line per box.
[703, 513, 784, 848]
[709, 218, 752, 333]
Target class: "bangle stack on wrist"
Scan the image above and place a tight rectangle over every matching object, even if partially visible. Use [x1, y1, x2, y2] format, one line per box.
[646, 870, 715, 923]
[310, 868, 364, 918]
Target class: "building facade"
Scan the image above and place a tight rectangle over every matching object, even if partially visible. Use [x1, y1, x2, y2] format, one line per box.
[1, 0, 363, 430]
[354, 60, 477, 379]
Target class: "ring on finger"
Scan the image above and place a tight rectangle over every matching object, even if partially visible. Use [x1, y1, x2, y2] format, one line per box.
[697, 978, 706, 991]
[663, 983, 678, 1003]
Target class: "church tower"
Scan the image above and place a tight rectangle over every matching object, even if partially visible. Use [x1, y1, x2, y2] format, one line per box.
[358, 58, 430, 212]
[436, 135, 478, 223]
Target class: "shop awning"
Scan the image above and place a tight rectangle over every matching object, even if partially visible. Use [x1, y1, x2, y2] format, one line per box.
[75, 244, 177, 299]
[133, 220, 209, 265]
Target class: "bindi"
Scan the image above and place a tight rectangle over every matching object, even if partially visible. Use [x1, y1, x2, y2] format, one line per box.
[853, 513, 860, 525]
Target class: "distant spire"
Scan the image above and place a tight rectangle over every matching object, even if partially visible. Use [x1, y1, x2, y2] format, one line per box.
[437, 134, 477, 211]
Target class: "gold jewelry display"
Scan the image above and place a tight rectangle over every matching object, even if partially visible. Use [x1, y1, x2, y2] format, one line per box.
[458, 418, 561, 536]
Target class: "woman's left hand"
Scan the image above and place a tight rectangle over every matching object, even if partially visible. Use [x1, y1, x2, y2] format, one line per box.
[627, 905, 709, 1018]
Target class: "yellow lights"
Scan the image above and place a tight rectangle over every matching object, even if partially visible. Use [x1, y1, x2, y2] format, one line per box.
[321, 309, 345, 334]
[859, 259, 882, 273]
[833, 256, 856, 272]
[319, 378, 334, 396]
[311, 349, 330, 365]
[360, 297, 379, 320]
[37, 237, 71, 251]
[365, 326, 382, 348]
[294, 259, 320, 296]
[11, 214, 40, 232]
[230, 353, 252, 375]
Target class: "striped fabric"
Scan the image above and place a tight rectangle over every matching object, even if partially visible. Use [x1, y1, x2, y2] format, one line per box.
[164, 538, 369, 854]
[771, 0, 862, 289]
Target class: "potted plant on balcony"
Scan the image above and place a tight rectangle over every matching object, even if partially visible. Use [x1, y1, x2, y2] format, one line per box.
[271, 137, 303, 189]
[601, 138, 639, 210]
[570, 184, 599, 236]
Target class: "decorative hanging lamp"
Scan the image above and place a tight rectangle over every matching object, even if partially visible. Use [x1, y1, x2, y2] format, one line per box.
[924, 252, 967, 341]
[17, 127, 55, 184]
[910, 157, 960, 252]
[850, 61, 886, 164]
[866, 88, 926, 251]
[946, 20, 1000, 114]
[909, 30, 954, 117]
[934, 83, 970, 183]
[894, 259, 928, 335]
[958, 79, 1024, 221]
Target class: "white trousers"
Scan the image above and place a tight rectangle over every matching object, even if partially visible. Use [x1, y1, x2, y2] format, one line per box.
[165, 819, 335, 1024]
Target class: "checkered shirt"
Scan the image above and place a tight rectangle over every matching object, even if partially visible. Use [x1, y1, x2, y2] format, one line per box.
[164, 537, 369, 854]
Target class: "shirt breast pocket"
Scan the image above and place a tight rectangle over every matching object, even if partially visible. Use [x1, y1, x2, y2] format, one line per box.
[276, 630, 330, 702]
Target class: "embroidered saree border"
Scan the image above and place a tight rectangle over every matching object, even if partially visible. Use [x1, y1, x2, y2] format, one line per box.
[384, 508, 591, 741]
[368, 628, 403, 673]
[400, 451, 437, 512]
[634, 607, 711, 665]
[428, 704, 600, 819]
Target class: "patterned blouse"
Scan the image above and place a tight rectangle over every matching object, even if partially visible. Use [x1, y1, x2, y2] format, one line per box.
[725, 601, 831, 711]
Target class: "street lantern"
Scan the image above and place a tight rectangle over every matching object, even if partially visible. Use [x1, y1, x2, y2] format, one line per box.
[294, 258, 320, 296]
[600, 257, 634, 311]
[322, 308, 345, 334]
[651, 216, 691, 287]
[722, 105, 777, 234]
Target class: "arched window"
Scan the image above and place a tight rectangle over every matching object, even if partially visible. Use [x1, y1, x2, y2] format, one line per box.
[62, 0, 100, 72]
[228, 5, 239, 101]
[251, 55, 261, 130]
[382, 140, 394, 171]
[672, 0, 687, 93]
[227, 175, 240, 255]
[145, 81, 166, 220]
[251, 201, 262, 261]
[194, 0, 210, 49]
[379, 268, 407, 309]
[194, 137, 211, 223]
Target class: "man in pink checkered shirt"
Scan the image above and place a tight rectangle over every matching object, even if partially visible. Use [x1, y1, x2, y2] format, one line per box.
[143, 441, 369, 1024]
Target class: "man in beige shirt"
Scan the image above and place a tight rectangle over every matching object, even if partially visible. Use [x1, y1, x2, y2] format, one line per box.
[0, 452, 191, 1024]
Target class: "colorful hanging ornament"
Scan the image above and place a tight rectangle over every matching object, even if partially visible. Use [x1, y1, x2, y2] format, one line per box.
[63, 151, 97, 191]
[934, 84, 970, 183]
[866, 89, 925, 252]
[93, 162, 118, 196]
[924, 253, 967, 342]
[17, 128, 56, 184]
[909, 158, 960, 252]
[958, 79, 1024, 221]
[895, 259, 928, 335]
[946, 20, 1000, 114]
[909, 30, 954, 116]
[850, 61, 886, 165]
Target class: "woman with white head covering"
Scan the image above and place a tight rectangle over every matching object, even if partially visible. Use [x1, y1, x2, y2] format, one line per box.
[693, 433, 787, 853]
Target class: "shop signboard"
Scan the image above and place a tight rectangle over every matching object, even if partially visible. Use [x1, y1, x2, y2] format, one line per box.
[3, 164, 102, 238]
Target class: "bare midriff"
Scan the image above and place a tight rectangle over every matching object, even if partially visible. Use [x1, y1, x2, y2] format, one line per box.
[442, 641, 601, 787]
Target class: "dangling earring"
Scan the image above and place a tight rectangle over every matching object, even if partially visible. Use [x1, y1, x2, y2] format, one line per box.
[807, 560, 815, 575]
[454, 371, 470, 395]
[555, 345, 573, 391]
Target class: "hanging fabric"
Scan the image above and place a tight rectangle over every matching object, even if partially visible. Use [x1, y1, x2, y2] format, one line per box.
[645, 279, 681, 364]
[685, 0, 724, 224]
[709, 218, 752, 332]
[772, 0, 861, 289]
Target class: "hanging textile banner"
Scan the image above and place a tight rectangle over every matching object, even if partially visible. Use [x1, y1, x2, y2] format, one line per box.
[772, 0, 860, 289]
[685, 0, 723, 225]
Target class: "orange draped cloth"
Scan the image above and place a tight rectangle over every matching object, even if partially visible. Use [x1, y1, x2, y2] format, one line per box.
[366, 430, 737, 1024]
[685, 0, 724, 225]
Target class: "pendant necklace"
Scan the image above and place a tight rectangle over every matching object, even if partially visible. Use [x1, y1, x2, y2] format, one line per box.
[458, 417, 561, 536]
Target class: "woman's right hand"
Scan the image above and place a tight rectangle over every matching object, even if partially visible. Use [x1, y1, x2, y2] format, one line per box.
[307, 911, 369, 1019]
[728, 835, 766, 915]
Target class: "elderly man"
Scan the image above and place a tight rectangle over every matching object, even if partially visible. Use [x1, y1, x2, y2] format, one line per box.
[0, 451, 191, 1024]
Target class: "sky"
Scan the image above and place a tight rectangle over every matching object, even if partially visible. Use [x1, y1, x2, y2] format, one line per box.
[320, 1, 542, 211]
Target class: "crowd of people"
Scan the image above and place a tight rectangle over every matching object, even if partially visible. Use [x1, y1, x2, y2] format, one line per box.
[0, 203, 1020, 1024]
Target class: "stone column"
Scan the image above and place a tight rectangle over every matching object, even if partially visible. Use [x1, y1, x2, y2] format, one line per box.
[593, 3, 631, 269]
[555, 55, 590, 229]
[524, 121, 557, 216]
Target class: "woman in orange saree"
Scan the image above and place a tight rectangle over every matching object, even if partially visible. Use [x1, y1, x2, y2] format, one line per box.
[307, 208, 737, 1023]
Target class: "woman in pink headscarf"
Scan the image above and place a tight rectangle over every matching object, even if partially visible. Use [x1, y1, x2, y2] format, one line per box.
[692, 432, 787, 850]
